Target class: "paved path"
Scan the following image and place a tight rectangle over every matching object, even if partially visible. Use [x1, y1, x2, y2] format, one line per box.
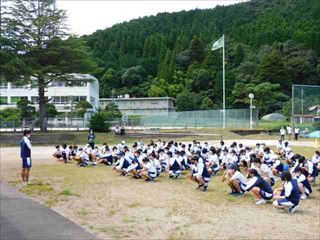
[0, 181, 97, 240]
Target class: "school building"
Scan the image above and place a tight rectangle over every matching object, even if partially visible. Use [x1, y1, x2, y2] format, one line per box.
[0, 74, 99, 112]
[99, 97, 176, 116]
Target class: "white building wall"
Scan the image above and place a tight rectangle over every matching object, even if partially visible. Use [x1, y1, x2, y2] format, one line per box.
[0, 75, 99, 112]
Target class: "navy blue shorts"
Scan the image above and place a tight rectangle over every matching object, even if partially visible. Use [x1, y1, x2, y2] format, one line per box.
[259, 189, 273, 200]
[22, 157, 32, 168]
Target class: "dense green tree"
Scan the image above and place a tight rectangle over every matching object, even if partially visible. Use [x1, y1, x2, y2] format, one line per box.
[45, 103, 58, 118]
[258, 49, 290, 91]
[0, 108, 22, 122]
[1, 0, 96, 131]
[16, 99, 36, 119]
[232, 82, 289, 116]
[190, 68, 212, 93]
[121, 65, 147, 87]
[75, 101, 93, 117]
[89, 110, 110, 132]
[200, 97, 215, 110]
[103, 103, 122, 119]
[148, 85, 167, 97]
[176, 90, 197, 111]
[100, 68, 121, 97]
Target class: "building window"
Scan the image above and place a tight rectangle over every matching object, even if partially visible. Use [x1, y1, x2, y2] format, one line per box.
[10, 96, 21, 103]
[11, 83, 27, 89]
[66, 81, 87, 87]
[52, 96, 61, 103]
[72, 96, 86, 102]
[90, 96, 95, 105]
[51, 81, 65, 87]
[0, 96, 8, 104]
[0, 82, 7, 89]
[52, 96, 71, 103]
[52, 80, 88, 87]
[31, 96, 38, 104]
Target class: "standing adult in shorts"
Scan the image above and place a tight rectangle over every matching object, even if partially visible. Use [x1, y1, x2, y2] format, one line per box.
[20, 129, 32, 185]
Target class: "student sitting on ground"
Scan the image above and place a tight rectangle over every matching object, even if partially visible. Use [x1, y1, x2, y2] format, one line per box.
[96, 146, 113, 165]
[276, 140, 284, 157]
[158, 149, 168, 172]
[189, 155, 211, 192]
[312, 151, 320, 171]
[272, 159, 284, 177]
[245, 168, 274, 205]
[222, 163, 247, 196]
[52, 145, 62, 160]
[262, 147, 277, 167]
[138, 157, 157, 182]
[60, 144, 70, 163]
[305, 156, 318, 184]
[77, 148, 92, 167]
[113, 151, 130, 176]
[167, 151, 182, 179]
[252, 158, 275, 186]
[206, 147, 220, 176]
[273, 171, 301, 213]
[293, 167, 312, 200]
[126, 150, 143, 179]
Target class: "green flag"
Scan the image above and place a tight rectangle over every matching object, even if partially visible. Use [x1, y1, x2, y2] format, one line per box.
[212, 36, 224, 51]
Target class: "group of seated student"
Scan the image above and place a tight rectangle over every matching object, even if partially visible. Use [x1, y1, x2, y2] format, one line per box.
[52, 139, 320, 213]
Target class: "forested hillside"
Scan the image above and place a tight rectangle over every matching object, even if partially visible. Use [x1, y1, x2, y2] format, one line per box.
[84, 0, 320, 116]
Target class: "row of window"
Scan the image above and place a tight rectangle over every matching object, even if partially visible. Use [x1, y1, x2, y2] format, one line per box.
[52, 96, 87, 103]
[0, 96, 87, 104]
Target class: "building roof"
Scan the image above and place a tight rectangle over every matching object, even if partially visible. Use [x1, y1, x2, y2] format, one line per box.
[100, 97, 175, 102]
[52, 73, 98, 82]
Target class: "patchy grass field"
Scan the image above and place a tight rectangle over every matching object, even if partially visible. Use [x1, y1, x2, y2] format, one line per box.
[1, 143, 319, 240]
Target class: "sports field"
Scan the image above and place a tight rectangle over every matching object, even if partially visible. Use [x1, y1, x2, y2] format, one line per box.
[1, 133, 319, 240]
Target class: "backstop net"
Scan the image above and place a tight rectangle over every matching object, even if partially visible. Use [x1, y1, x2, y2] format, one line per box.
[292, 84, 320, 132]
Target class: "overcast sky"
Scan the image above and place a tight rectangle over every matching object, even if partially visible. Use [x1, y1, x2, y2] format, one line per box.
[57, 0, 246, 36]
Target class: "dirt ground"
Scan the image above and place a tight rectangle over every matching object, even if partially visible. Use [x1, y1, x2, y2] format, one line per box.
[1, 141, 319, 240]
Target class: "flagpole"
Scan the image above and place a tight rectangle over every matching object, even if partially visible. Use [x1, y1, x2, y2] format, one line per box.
[222, 34, 226, 129]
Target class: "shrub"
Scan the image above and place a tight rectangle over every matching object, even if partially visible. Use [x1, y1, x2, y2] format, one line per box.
[89, 111, 110, 132]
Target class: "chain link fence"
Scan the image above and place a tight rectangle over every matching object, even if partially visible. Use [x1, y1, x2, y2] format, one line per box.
[292, 84, 320, 133]
[111, 109, 258, 129]
[0, 118, 89, 131]
[1, 109, 258, 131]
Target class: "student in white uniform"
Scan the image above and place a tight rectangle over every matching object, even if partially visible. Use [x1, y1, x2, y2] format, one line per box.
[245, 168, 273, 205]
[292, 167, 312, 200]
[138, 157, 157, 182]
[276, 140, 284, 157]
[312, 151, 320, 171]
[206, 147, 220, 175]
[190, 155, 211, 192]
[286, 125, 292, 140]
[252, 158, 275, 186]
[222, 163, 247, 196]
[167, 151, 182, 179]
[96, 146, 113, 165]
[113, 151, 130, 175]
[52, 145, 62, 160]
[273, 171, 301, 213]
[280, 127, 286, 141]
